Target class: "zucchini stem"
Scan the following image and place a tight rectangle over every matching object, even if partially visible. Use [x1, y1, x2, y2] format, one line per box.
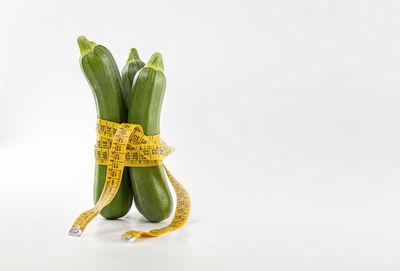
[145, 52, 164, 72]
[77, 35, 97, 57]
[126, 48, 142, 64]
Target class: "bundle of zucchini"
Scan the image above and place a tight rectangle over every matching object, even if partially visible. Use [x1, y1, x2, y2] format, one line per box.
[78, 36, 173, 222]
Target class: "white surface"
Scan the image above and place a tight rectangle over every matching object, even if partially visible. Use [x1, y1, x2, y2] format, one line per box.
[1, 0, 400, 270]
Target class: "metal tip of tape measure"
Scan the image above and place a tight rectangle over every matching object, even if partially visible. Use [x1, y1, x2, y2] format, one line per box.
[68, 225, 82, 237]
[121, 235, 136, 243]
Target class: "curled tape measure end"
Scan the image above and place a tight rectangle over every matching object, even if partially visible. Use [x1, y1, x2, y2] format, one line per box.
[121, 235, 137, 243]
[68, 225, 82, 237]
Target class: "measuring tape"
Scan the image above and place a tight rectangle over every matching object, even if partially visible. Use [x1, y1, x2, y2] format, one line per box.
[69, 118, 190, 242]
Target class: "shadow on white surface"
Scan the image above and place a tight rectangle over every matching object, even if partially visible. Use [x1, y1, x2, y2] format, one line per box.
[79, 213, 195, 244]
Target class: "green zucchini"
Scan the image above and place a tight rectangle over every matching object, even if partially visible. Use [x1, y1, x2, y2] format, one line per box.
[121, 48, 145, 107]
[77, 35, 133, 219]
[128, 52, 173, 222]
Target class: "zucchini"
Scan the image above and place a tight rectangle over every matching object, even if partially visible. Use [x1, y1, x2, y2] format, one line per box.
[121, 48, 145, 107]
[77, 35, 133, 219]
[128, 52, 173, 222]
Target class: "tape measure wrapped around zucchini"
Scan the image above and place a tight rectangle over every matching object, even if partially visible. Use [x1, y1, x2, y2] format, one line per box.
[127, 52, 173, 222]
[77, 36, 133, 219]
[70, 38, 189, 241]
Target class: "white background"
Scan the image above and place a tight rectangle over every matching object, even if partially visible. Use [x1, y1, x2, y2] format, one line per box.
[1, 0, 400, 270]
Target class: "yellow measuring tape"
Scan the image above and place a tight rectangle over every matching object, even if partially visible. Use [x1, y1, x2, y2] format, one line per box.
[69, 118, 190, 242]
